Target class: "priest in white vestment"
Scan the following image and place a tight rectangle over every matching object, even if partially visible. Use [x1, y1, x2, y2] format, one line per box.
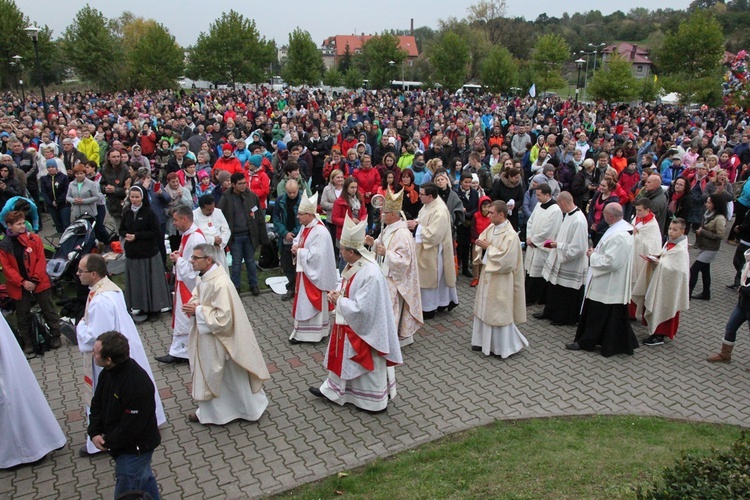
[569, 203, 640, 357]
[629, 198, 664, 319]
[185, 243, 271, 425]
[472, 200, 529, 357]
[0, 314, 66, 468]
[524, 183, 562, 305]
[366, 189, 423, 348]
[158, 205, 207, 364]
[290, 191, 338, 344]
[76, 254, 166, 457]
[407, 182, 458, 319]
[539, 192, 589, 326]
[193, 196, 231, 271]
[632, 218, 690, 345]
[310, 214, 403, 413]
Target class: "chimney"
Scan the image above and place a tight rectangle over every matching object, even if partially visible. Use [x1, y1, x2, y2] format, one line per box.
[630, 44, 637, 60]
[411, 18, 414, 36]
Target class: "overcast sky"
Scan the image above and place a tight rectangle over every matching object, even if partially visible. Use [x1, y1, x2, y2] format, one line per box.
[18, 0, 690, 48]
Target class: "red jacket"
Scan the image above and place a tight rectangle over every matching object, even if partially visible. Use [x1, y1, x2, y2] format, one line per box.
[0, 231, 52, 300]
[138, 130, 157, 156]
[353, 167, 381, 205]
[341, 137, 358, 154]
[248, 169, 271, 209]
[212, 156, 244, 182]
[332, 197, 367, 239]
[618, 169, 640, 202]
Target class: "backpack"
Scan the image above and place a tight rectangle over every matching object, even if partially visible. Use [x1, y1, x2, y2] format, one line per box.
[258, 239, 279, 269]
[30, 309, 53, 355]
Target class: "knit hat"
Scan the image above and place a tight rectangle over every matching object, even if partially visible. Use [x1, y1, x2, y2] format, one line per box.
[222, 143, 233, 151]
[543, 164, 555, 174]
[249, 154, 262, 168]
[46, 159, 58, 169]
[276, 141, 287, 151]
[197, 170, 209, 180]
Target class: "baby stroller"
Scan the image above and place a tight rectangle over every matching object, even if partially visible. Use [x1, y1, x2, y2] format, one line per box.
[46, 214, 97, 290]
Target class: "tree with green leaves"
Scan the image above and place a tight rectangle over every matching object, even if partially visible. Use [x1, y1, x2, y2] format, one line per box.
[322, 67, 343, 87]
[0, 0, 31, 89]
[429, 31, 470, 92]
[479, 45, 518, 93]
[656, 9, 725, 105]
[531, 33, 570, 92]
[62, 5, 123, 90]
[127, 22, 183, 89]
[360, 33, 407, 89]
[587, 54, 639, 102]
[338, 43, 353, 73]
[467, 0, 507, 44]
[343, 67, 365, 89]
[437, 17, 491, 80]
[638, 76, 661, 103]
[186, 10, 274, 87]
[282, 28, 324, 86]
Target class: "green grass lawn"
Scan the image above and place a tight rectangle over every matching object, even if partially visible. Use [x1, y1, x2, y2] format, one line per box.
[276, 415, 743, 499]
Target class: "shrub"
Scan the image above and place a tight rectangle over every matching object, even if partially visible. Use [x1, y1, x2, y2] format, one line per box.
[637, 431, 750, 499]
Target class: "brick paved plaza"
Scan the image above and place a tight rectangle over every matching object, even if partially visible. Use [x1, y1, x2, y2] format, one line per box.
[2, 224, 750, 499]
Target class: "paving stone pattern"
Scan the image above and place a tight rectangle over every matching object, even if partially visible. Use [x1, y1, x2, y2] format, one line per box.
[2, 225, 750, 499]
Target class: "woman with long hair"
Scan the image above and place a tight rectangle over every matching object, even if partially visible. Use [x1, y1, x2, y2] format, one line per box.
[689, 193, 728, 301]
[320, 169, 346, 258]
[667, 177, 693, 230]
[588, 178, 620, 246]
[399, 169, 422, 220]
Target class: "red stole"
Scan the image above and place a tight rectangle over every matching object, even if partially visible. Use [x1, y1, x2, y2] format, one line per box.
[325, 272, 374, 377]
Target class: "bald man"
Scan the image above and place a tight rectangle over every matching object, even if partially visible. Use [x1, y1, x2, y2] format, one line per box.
[567, 203, 640, 357]
[639, 174, 668, 233]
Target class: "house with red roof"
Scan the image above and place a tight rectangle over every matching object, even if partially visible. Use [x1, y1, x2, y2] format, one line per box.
[321, 34, 419, 69]
[602, 43, 654, 79]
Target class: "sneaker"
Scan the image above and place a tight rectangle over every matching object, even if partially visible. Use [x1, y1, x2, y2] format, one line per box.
[643, 335, 665, 346]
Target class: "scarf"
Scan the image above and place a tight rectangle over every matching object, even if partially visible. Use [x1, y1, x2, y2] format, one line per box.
[411, 161, 426, 172]
[703, 210, 715, 225]
[635, 212, 655, 226]
[401, 182, 419, 203]
[165, 183, 183, 203]
[668, 190, 685, 214]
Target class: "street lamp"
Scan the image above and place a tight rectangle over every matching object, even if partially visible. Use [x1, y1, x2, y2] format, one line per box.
[24, 25, 48, 118]
[588, 42, 606, 73]
[575, 58, 585, 105]
[11, 55, 25, 104]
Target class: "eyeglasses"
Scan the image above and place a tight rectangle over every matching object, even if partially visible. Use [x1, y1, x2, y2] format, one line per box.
[189, 255, 208, 261]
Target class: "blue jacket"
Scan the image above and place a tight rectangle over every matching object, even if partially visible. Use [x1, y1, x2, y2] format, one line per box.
[0, 196, 39, 231]
[272, 193, 301, 244]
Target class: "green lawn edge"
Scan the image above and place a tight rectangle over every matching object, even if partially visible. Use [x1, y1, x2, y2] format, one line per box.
[274, 415, 743, 500]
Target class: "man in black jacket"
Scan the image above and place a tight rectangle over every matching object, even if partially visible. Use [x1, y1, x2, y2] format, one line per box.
[217, 173, 269, 295]
[88, 331, 161, 499]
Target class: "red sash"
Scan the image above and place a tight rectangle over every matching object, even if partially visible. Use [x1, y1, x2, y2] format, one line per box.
[325, 275, 374, 376]
[172, 228, 204, 327]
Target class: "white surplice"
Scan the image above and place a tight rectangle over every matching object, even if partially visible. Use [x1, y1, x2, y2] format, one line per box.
[0, 315, 66, 468]
[76, 277, 167, 455]
[171, 223, 208, 358]
[193, 207, 231, 271]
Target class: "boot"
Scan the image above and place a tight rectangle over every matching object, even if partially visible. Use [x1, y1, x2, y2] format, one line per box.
[707, 343, 733, 363]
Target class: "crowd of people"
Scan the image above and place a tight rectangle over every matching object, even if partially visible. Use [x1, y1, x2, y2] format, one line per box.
[6, 85, 750, 496]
